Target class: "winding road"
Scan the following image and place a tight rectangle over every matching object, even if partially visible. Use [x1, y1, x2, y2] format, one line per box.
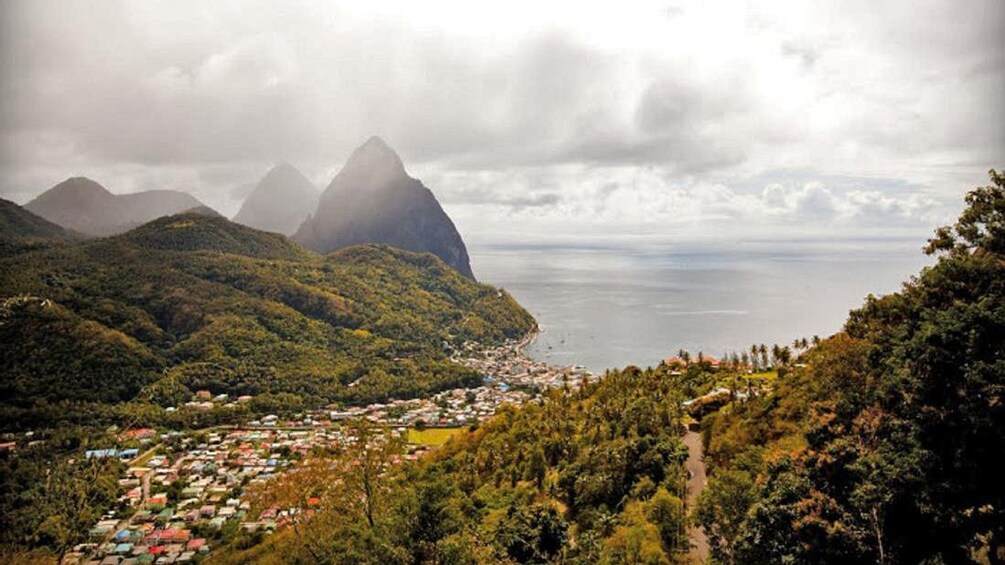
[683, 430, 710, 562]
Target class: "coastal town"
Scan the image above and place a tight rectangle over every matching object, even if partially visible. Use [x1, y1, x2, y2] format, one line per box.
[63, 337, 591, 565]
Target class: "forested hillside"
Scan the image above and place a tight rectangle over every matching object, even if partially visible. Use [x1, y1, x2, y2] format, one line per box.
[0, 198, 80, 256]
[697, 170, 1005, 564]
[0, 213, 535, 431]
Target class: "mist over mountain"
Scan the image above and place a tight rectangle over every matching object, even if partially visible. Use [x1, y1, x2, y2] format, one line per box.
[295, 137, 474, 279]
[232, 163, 319, 235]
[24, 177, 213, 237]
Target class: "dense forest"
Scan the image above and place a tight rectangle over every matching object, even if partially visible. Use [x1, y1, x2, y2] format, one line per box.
[0, 212, 535, 432]
[204, 171, 1003, 564]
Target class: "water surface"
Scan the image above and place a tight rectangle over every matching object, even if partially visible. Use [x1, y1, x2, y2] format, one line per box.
[471, 238, 931, 372]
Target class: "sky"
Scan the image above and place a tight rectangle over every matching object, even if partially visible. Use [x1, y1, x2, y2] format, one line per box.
[1, 0, 1002, 244]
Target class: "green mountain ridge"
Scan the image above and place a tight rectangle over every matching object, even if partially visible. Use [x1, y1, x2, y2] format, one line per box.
[0, 212, 535, 430]
[119, 212, 314, 260]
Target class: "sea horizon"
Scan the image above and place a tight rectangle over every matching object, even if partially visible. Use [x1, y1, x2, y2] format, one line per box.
[471, 234, 933, 372]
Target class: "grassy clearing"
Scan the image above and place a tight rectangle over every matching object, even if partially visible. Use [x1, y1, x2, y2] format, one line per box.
[749, 370, 779, 381]
[408, 427, 466, 446]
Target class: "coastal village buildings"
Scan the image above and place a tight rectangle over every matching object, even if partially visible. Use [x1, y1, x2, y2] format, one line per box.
[69, 338, 593, 564]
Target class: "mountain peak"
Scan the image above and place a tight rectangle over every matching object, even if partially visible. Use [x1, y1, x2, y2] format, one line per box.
[294, 136, 474, 279]
[232, 163, 319, 235]
[42, 177, 114, 201]
[338, 136, 406, 186]
[266, 162, 301, 178]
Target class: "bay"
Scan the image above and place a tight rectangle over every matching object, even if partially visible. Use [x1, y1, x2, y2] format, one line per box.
[470, 237, 932, 373]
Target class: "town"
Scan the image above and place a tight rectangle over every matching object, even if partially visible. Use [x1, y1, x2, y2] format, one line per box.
[66, 337, 591, 565]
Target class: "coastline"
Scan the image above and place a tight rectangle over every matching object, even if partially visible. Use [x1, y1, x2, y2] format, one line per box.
[515, 327, 540, 356]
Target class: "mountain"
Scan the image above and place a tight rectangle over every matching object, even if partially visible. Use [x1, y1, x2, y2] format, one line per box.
[0, 213, 534, 431]
[233, 163, 319, 235]
[24, 177, 213, 236]
[294, 137, 475, 279]
[0, 198, 82, 255]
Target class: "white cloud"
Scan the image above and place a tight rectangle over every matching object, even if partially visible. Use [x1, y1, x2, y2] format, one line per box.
[0, 0, 1000, 234]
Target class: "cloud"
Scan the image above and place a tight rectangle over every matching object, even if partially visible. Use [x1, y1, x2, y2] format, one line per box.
[0, 0, 1001, 230]
[434, 164, 944, 244]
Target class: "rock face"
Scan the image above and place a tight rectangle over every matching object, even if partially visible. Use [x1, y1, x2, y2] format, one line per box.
[233, 163, 319, 235]
[24, 177, 210, 236]
[294, 137, 474, 279]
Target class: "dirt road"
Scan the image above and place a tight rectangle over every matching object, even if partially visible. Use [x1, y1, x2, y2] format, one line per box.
[683, 430, 710, 562]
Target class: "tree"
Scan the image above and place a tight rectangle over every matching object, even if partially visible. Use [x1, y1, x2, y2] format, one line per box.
[778, 346, 792, 366]
[646, 487, 685, 555]
[343, 420, 405, 529]
[600, 502, 670, 565]
[528, 447, 547, 490]
[491, 502, 568, 563]
[925, 169, 1004, 256]
[245, 419, 406, 563]
[696, 470, 757, 565]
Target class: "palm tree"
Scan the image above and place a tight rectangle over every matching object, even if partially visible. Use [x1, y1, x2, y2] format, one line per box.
[780, 346, 792, 365]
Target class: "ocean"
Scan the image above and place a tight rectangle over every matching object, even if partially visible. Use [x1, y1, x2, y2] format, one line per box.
[470, 237, 932, 373]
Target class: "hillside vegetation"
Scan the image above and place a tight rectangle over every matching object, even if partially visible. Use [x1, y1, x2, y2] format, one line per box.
[697, 170, 1005, 564]
[0, 213, 535, 431]
[0, 198, 81, 256]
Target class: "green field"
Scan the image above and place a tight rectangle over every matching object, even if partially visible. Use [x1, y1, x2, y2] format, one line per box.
[748, 370, 779, 381]
[408, 427, 466, 446]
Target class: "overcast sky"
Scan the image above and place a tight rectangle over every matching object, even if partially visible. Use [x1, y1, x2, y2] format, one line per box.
[1, 0, 1002, 243]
